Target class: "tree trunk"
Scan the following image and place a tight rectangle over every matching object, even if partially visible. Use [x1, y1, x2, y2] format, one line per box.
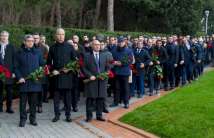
[107, 0, 114, 32]
[93, 0, 102, 28]
[56, 0, 62, 28]
[78, 0, 85, 28]
[50, 1, 56, 27]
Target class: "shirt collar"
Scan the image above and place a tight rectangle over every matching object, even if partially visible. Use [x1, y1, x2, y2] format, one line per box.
[93, 51, 99, 55]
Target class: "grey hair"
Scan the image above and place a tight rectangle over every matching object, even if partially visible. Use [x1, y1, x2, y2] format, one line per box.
[56, 28, 65, 35]
[24, 34, 34, 41]
[0, 31, 9, 36]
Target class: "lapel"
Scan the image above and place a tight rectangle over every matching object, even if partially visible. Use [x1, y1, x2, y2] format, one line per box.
[90, 52, 97, 67]
[4, 44, 9, 58]
[99, 52, 104, 70]
[0, 44, 9, 64]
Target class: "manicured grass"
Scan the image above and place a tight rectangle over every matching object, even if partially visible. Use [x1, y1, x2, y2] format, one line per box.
[120, 70, 214, 138]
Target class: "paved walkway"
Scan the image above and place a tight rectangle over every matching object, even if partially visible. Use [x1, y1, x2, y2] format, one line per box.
[0, 94, 141, 138]
[0, 97, 98, 138]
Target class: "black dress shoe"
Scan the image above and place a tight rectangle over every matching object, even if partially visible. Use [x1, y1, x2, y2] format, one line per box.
[73, 107, 78, 112]
[86, 118, 92, 122]
[109, 103, 118, 107]
[19, 120, 26, 127]
[52, 116, 60, 122]
[124, 104, 129, 109]
[103, 108, 109, 113]
[96, 117, 106, 122]
[30, 120, 38, 126]
[6, 109, 14, 114]
[66, 116, 72, 122]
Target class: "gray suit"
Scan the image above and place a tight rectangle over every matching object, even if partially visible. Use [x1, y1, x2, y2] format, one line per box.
[83, 52, 112, 98]
[83, 51, 112, 119]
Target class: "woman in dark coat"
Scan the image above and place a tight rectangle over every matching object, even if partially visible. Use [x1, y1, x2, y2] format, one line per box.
[15, 35, 45, 127]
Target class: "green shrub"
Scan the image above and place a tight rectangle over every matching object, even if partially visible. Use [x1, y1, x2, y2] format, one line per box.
[0, 25, 167, 47]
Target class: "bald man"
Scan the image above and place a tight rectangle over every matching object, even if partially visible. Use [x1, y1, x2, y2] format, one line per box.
[47, 28, 77, 122]
[82, 40, 112, 122]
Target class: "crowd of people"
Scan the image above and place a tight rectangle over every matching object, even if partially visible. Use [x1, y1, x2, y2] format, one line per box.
[0, 28, 213, 127]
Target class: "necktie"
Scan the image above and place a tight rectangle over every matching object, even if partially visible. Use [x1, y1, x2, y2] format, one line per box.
[1, 44, 5, 59]
[137, 49, 140, 53]
[95, 54, 100, 73]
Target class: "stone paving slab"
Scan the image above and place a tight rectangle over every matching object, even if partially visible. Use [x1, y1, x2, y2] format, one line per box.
[0, 98, 99, 138]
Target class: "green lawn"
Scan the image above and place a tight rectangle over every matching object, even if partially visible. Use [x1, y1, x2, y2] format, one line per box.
[120, 70, 214, 138]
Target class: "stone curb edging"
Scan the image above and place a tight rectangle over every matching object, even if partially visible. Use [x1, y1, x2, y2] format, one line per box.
[105, 89, 176, 138]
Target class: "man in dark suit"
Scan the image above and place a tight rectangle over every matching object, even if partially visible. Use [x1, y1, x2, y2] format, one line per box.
[70, 35, 86, 112]
[151, 40, 168, 94]
[165, 36, 179, 90]
[83, 40, 111, 122]
[0, 31, 16, 113]
[131, 41, 152, 98]
[14, 34, 45, 127]
[47, 28, 76, 123]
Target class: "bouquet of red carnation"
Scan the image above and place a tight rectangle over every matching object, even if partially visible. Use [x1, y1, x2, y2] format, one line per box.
[18, 65, 49, 83]
[151, 51, 163, 79]
[0, 65, 11, 81]
[83, 70, 114, 84]
[50, 59, 82, 77]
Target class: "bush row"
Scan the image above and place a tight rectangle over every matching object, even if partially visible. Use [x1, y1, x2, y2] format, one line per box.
[0, 25, 167, 47]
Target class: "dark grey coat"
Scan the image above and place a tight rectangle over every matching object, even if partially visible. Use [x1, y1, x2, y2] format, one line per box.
[83, 51, 112, 98]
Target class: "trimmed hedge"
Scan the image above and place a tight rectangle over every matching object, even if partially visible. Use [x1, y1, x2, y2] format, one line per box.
[0, 25, 167, 47]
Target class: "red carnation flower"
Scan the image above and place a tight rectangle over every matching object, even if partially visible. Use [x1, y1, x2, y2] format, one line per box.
[108, 70, 115, 78]
[0, 65, 4, 72]
[79, 56, 84, 67]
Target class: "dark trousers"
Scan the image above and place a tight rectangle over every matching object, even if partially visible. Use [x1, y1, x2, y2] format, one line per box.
[42, 84, 48, 102]
[130, 75, 138, 96]
[71, 76, 79, 109]
[130, 72, 144, 96]
[185, 61, 193, 82]
[176, 65, 187, 85]
[154, 77, 161, 91]
[108, 78, 116, 96]
[0, 82, 13, 110]
[86, 97, 104, 119]
[20, 92, 38, 121]
[114, 75, 129, 105]
[147, 72, 154, 94]
[54, 89, 71, 117]
[165, 63, 175, 88]
[37, 84, 48, 107]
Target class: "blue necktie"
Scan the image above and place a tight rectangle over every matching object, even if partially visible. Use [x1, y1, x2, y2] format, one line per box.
[95, 54, 100, 73]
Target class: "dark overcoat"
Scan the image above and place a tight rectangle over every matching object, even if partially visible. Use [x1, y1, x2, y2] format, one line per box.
[14, 46, 44, 92]
[47, 42, 76, 90]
